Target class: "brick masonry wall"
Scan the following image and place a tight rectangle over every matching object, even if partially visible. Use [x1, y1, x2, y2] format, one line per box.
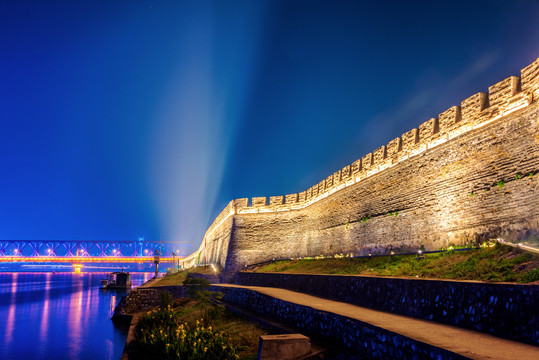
[235, 272, 539, 345]
[212, 285, 470, 360]
[188, 58, 539, 283]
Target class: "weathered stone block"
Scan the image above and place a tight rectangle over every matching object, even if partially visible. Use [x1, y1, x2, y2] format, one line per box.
[521, 57, 539, 100]
[325, 174, 334, 188]
[350, 159, 361, 175]
[461, 92, 488, 124]
[372, 146, 386, 165]
[341, 165, 351, 180]
[305, 188, 312, 201]
[361, 153, 372, 170]
[418, 117, 439, 143]
[269, 196, 284, 206]
[234, 198, 249, 209]
[318, 180, 325, 193]
[257, 334, 311, 360]
[489, 76, 520, 109]
[252, 197, 267, 207]
[386, 137, 402, 159]
[401, 128, 418, 157]
[438, 106, 462, 136]
[333, 170, 342, 185]
[285, 193, 298, 204]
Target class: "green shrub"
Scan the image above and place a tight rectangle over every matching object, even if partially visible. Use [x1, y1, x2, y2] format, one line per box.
[183, 277, 211, 295]
[183, 277, 224, 319]
[160, 291, 174, 310]
[135, 307, 177, 336]
[520, 269, 539, 283]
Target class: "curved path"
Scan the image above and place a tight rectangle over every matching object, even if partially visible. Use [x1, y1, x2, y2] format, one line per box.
[215, 284, 539, 360]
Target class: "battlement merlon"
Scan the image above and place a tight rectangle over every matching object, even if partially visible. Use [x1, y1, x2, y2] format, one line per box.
[522, 58, 539, 100]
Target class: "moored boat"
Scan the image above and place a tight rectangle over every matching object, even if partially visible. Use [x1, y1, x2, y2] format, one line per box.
[100, 271, 132, 289]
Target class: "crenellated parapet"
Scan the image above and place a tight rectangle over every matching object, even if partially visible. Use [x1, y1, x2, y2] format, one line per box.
[187, 57, 539, 268]
[199, 57, 539, 222]
[185, 56, 539, 276]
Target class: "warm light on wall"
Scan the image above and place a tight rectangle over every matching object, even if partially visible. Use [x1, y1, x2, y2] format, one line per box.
[185, 57, 539, 270]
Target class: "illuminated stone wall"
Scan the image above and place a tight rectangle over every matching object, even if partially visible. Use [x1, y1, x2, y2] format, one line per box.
[184, 57, 539, 279]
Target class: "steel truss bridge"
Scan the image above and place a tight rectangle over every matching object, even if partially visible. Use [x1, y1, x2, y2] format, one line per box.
[0, 240, 192, 263]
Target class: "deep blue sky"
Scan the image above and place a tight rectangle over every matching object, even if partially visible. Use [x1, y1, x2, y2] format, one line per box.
[1, 1, 538, 251]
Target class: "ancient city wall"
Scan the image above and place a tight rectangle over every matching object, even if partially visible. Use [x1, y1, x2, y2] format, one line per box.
[184, 58, 539, 279]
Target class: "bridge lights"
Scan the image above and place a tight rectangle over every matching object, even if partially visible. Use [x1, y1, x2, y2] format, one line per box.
[112, 249, 117, 256]
[144, 249, 148, 255]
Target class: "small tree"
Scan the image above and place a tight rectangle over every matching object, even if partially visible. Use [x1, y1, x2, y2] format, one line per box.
[159, 290, 174, 310]
[183, 277, 224, 322]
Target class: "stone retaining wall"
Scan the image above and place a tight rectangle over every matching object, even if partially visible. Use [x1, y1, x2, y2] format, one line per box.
[235, 272, 539, 345]
[213, 285, 469, 360]
[113, 286, 185, 319]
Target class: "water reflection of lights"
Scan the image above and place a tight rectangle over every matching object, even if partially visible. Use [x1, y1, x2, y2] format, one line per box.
[39, 272, 52, 355]
[67, 276, 84, 359]
[109, 294, 117, 319]
[84, 276, 93, 324]
[0, 272, 156, 359]
[5, 273, 18, 348]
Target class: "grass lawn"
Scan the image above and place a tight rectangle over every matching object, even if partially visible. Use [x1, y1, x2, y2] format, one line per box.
[252, 243, 539, 283]
[151, 266, 218, 287]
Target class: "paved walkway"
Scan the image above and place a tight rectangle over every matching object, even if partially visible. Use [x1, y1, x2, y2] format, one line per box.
[216, 284, 539, 360]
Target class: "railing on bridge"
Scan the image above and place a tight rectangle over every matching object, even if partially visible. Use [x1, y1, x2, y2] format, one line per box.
[0, 240, 194, 259]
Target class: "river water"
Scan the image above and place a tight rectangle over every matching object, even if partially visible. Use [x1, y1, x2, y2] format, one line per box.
[0, 272, 153, 360]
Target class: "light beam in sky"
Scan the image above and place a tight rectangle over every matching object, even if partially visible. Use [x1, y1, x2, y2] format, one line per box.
[149, 2, 269, 247]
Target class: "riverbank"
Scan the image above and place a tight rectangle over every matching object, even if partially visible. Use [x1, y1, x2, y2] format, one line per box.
[116, 276, 272, 360]
[114, 266, 539, 359]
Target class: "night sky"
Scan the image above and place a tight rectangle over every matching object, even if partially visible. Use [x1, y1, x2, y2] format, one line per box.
[1, 1, 539, 250]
